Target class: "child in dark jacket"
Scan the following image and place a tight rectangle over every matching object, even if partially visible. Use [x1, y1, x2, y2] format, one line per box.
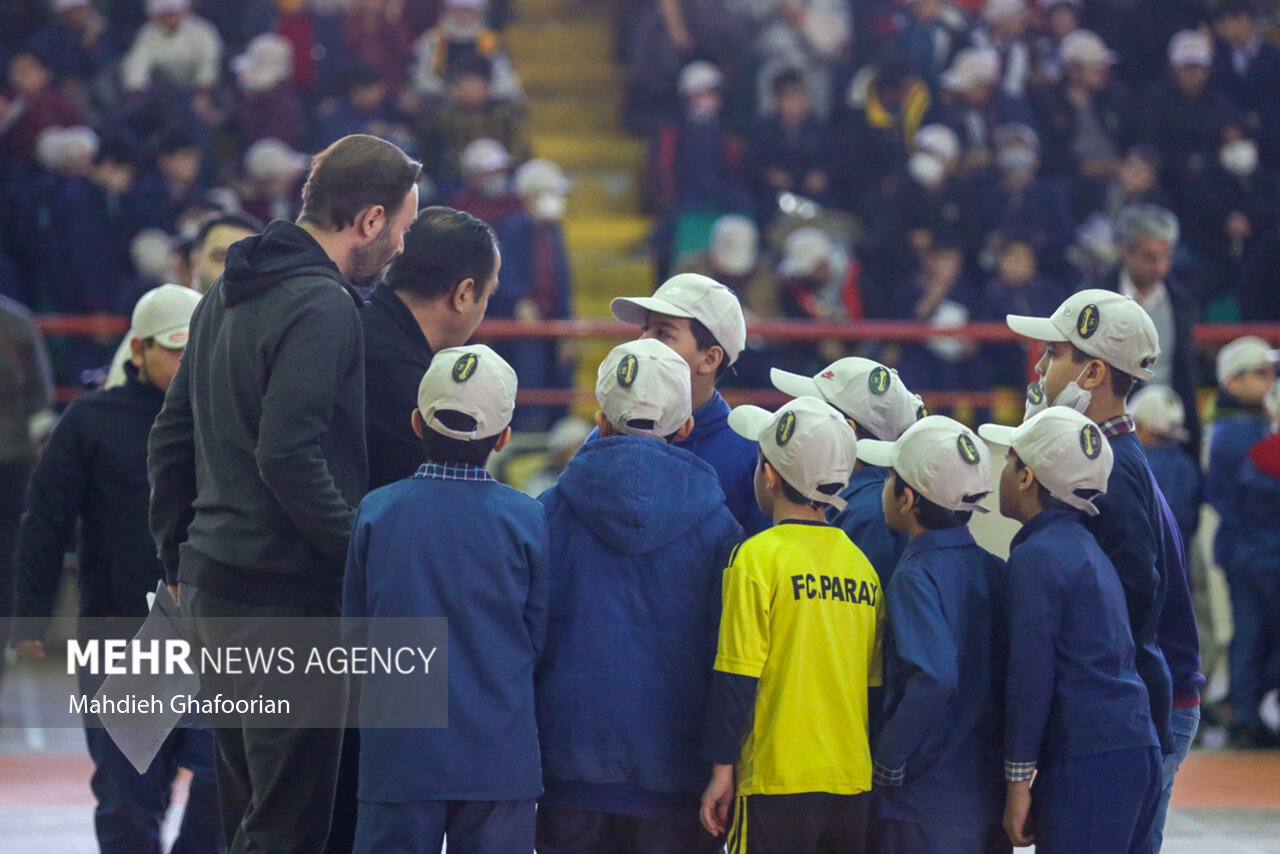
[1131, 384, 1202, 550]
[536, 338, 742, 854]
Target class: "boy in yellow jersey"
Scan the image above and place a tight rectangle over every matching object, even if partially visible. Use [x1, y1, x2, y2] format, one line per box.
[699, 396, 885, 854]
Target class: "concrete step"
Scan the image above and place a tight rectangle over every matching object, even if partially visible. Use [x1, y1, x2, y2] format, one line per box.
[522, 61, 623, 96]
[515, 0, 611, 23]
[535, 132, 644, 171]
[506, 18, 614, 65]
[563, 214, 651, 256]
[528, 95, 623, 135]
[570, 254, 654, 306]
[566, 169, 641, 215]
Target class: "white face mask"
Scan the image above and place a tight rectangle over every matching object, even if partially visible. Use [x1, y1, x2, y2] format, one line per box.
[531, 192, 566, 221]
[1023, 364, 1093, 422]
[1221, 139, 1259, 177]
[908, 152, 946, 188]
[479, 173, 508, 198]
[997, 146, 1037, 176]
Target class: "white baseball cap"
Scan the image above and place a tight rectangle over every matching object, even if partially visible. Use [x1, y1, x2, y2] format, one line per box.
[1216, 335, 1274, 387]
[132, 284, 201, 349]
[233, 34, 293, 92]
[915, 124, 960, 165]
[147, 0, 188, 14]
[1006, 289, 1161, 380]
[729, 397, 858, 511]
[1061, 30, 1117, 67]
[1169, 30, 1212, 68]
[857, 415, 992, 514]
[709, 215, 758, 277]
[459, 138, 510, 175]
[941, 47, 1000, 92]
[417, 345, 517, 440]
[678, 61, 723, 97]
[611, 273, 748, 366]
[979, 407, 1114, 516]
[514, 158, 570, 197]
[780, 227, 833, 278]
[445, 0, 487, 10]
[595, 339, 692, 439]
[771, 358, 925, 442]
[984, 0, 1026, 25]
[245, 138, 308, 182]
[1129, 384, 1188, 442]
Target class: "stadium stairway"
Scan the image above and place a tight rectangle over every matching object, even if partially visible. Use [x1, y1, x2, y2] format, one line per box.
[507, 0, 652, 402]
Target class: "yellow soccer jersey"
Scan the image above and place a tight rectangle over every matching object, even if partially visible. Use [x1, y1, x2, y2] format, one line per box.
[714, 520, 885, 796]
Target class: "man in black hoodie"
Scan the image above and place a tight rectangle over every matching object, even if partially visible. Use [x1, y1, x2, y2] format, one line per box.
[148, 134, 421, 853]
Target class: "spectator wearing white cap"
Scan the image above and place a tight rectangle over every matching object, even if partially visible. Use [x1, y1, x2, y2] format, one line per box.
[241, 138, 308, 224]
[1211, 0, 1280, 160]
[777, 227, 858, 329]
[895, 0, 967, 91]
[1130, 385, 1201, 551]
[855, 416, 1007, 852]
[675, 214, 778, 317]
[1006, 289, 1202, 843]
[1028, 0, 1083, 87]
[752, 0, 851, 119]
[12, 283, 222, 854]
[410, 0, 522, 104]
[447, 136, 524, 231]
[591, 274, 769, 534]
[233, 34, 306, 151]
[701, 396, 881, 851]
[933, 46, 1034, 176]
[121, 0, 223, 117]
[536, 339, 742, 854]
[980, 407, 1161, 853]
[969, 0, 1032, 99]
[344, 344, 548, 852]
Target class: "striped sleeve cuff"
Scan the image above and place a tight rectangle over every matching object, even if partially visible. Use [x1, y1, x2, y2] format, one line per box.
[872, 761, 906, 787]
[1004, 760, 1037, 782]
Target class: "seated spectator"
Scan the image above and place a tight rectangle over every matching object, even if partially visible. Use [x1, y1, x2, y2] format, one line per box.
[931, 46, 1031, 177]
[889, 240, 983, 397]
[1211, 0, 1280, 165]
[135, 128, 204, 230]
[1030, 30, 1131, 218]
[25, 0, 119, 90]
[747, 68, 835, 221]
[113, 227, 177, 316]
[313, 63, 412, 150]
[410, 0, 520, 104]
[413, 53, 531, 185]
[840, 57, 931, 205]
[972, 123, 1074, 274]
[233, 33, 307, 150]
[494, 159, 574, 430]
[272, 0, 346, 100]
[895, 0, 965, 91]
[1180, 129, 1280, 301]
[240, 138, 307, 224]
[975, 239, 1065, 385]
[675, 214, 778, 318]
[753, 0, 851, 119]
[340, 0, 415, 94]
[776, 226, 859, 374]
[447, 137, 523, 229]
[1098, 145, 1170, 219]
[1029, 0, 1084, 89]
[970, 0, 1032, 99]
[1138, 30, 1244, 197]
[122, 0, 223, 123]
[0, 52, 83, 166]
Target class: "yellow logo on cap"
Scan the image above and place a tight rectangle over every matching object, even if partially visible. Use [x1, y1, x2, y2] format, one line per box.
[917, 403, 929, 420]
[957, 433, 981, 465]
[1076, 304, 1100, 339]
[616, 354, 639, 388]
[1027, 382, 1045, 405]
[868, 366, 891, 396]
[1080, 423, 1103, 460]
[776, 411, 797, 446]
[452, 353, 479, 383]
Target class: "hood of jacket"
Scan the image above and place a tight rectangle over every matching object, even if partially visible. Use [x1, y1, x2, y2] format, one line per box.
[557, 435, 728, 555]
[221, 219, 353, 307]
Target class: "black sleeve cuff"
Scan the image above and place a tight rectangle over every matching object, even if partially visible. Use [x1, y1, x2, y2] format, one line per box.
[701, 670, 758, 765]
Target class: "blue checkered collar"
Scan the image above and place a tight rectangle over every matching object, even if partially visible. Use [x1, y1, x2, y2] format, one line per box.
[413, 462, 496, 483]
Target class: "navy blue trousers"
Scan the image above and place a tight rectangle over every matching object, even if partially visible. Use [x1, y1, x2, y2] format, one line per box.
[878, 818, 1010, 854]
[353, 798, 536, 854]
[537, 805, 724, 854]
[1033, 747, 1162, 854]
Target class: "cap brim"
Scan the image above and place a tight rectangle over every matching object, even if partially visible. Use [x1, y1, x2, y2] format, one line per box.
[727, 405, 772, 442]
[770, 368, 822, 402]
[854, 438, 895, 469]
[978, 423, 1016, 447]
[1006, 314, 1067, 343]
[1268, 349, 1280, 363]
[611, 296, 696, 328]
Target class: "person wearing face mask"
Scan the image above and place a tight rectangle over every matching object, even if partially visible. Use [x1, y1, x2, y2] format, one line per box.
[492, 159, 575, 430]
[409, 0, 522, 104]
[447, 136, 525, 230]
[1008, 289, 1203, 852]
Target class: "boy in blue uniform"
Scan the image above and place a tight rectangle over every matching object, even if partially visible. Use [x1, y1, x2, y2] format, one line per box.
[980, 408, 1162, 854]
[343, 345, 548, 853]
[770, 357, 925, 586]
[1207, 335, 1278, 746]
[855, 416, 1009, 853]
[1007, 290, 1202, 851]
[701, 397, 883, 854]
[536, 339, 743, 853]
[589, 273, 771, 535]
[1131, 384, 1201, 550]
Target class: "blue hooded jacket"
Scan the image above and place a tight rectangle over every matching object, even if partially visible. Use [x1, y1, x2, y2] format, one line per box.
[537, 436, 743, 820]
[1207, 403, 1272, 569]
[827, 465, 908, 588]
[1145, 442, 1202, 550]
[1236, 450, 1280, 572]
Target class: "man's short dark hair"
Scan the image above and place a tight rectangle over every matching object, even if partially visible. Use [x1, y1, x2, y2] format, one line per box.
[1068, 343, 1138, 399]
[760, 450, 841, 510]
[420, 410, 500, 466]
[449, 53, 493, 83]
[96, 137, 139, 169]
[772, 68, 806, 96]
[155, 128, 198, 157]
[1012, 453, 1074, 513]
[690, 318, 732, 381]
[338, 63, 383, 96]
[194, 212, 263, 248]
[385, 206, 498, 300]
[1215, 0, 1255, 20]
[891, 469, 972, 529]
[299, 134, 423, 232]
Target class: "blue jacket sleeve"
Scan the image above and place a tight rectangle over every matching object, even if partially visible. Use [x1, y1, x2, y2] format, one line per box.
[1087, 462, 1161, 645]
[1206, 420, 1255, 568]
[523, 503, 551, 661]
[874, 569, 960, 779]
[1004, 545, 1062, 772]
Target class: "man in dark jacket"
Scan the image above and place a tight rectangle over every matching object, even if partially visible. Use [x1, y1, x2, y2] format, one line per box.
[12, 285, 221, 854]
[364, 206, 499, 490]
[148, 133, 421, 853]
[1087, 204, 1202, 452]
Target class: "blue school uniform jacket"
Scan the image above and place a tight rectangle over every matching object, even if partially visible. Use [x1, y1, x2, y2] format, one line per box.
[1144, 442, 1202, 551]
[873, 527, 1007, 826]
[537, 436, 743, 820]
[827, 465, 908, 587]
[1207, 403, 1272, 569]
[1236, 451, 1280, 572]
[343, 463, 550, 802]
[1005, 509, 1159, 775]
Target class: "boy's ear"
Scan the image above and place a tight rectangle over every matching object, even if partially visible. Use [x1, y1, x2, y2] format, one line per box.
[761, 458, 782, 491]
[129, 337, 146, 366]
[1078, 358, 1107, 392]
[1017, 463, 1036, 495]
[452, 278, 477, 313]
[411, 408, 426, 439]
[493, 425, 513, 453]
[694, 344, 725, 378]
[594, 410, 616, 438]
[674, 416, 695, 443]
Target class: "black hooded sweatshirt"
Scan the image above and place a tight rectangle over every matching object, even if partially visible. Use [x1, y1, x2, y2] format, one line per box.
[148, 220, 368, 611]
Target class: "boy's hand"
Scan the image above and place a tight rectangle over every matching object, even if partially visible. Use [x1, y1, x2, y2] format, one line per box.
[699, 764, 735, 836]
[1004, 780, 1035, 847]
